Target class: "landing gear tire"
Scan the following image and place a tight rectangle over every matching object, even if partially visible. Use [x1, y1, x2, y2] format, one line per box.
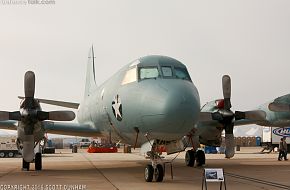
[8, 152, 14, 158]
[22, 159, 30, 171]
[35, 153, 42, 171]
[154, 164, 164, 182]
[185, 150, 195, 167]
[145, 164, 154, 182]
[0, 152, 5, 158]
[196, 150, 205, 166]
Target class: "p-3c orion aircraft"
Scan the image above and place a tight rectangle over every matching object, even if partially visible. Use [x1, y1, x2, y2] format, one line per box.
[0, 47, 290, 183]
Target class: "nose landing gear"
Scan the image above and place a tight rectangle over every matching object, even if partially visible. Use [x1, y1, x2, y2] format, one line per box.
[144, 151, 164, 182]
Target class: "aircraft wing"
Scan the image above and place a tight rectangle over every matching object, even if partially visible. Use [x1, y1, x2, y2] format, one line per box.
[43, 122, 101, 137]
[18, 96, 79, 109]
[0, 120, 102, 137]
[234, 118, 265, 126]
[197, 118, 263, 128]
[0, 121, 18, 130]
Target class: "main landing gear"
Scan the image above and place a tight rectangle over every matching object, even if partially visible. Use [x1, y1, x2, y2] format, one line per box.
[185, 149, 205, 167]
[20, 139, 43, 171]
[144, 151, 164, 182]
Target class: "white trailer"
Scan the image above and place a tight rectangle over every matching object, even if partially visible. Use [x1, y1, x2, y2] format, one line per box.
[262, 126, 290, 152]
[0, 136, 19, 158]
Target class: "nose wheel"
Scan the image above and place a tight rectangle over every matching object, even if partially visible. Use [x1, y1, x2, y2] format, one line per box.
[154, 164, 164, 182]
[145, 165, 154, 182]
[144, 164, 164, 182]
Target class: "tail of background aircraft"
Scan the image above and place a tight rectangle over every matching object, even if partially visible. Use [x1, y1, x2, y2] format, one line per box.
[84, 46, 97, 97]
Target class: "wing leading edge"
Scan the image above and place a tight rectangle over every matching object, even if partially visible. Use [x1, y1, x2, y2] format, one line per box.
[43, 122, 101, 137]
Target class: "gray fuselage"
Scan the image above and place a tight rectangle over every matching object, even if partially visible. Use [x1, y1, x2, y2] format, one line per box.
[77, 55, 200, 146]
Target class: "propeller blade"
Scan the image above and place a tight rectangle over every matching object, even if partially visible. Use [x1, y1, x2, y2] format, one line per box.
[0, 111, 21, 121]
[224, 121, 235, 158]
[24, 71, 35, 98]
[224, 122, 234, 134]
[235, 110, 266, 121]
[37, 111, 75, 121]
[0, 111, 9, 120]
[9, 111, 22, 121]
[268, 102, 290, 112]
[225, 133, 235, 158]
[222, 75, 231, 109]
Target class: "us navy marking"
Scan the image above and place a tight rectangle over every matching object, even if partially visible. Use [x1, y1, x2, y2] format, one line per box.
[112, 95, 122, 121]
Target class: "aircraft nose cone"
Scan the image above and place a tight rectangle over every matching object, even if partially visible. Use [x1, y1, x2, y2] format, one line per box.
[163, 82, 200, 130]
[141, 80, 200, 140]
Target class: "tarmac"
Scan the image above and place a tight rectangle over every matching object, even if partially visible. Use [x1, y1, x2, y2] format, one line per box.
[0, 147, 289, 190]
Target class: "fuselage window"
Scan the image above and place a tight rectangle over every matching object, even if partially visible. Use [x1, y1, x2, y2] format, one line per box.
[161, 67, 173, 77]
[175, 67, 192, 81]
[139, 67, 159, 80]
[121, 67, 137, 85]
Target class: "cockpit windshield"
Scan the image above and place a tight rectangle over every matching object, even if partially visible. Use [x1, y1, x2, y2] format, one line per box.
[137, 66, 191, 82]
[139, 67, 159, 80]
[174, 67, 191, 81]
[161, 67, 173, 77]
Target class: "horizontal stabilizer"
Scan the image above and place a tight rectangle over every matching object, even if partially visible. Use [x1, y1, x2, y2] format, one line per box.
[18, 96, 79, 109]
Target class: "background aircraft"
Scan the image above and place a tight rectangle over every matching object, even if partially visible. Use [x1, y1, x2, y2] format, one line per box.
[0, 47, 289, 183]
[196, 89, 290, 162]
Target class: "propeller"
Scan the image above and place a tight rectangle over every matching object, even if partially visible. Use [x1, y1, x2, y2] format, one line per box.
[199, 75, 266, 158]
[268, 102, 290, 112]
[0, 71, 75, 162]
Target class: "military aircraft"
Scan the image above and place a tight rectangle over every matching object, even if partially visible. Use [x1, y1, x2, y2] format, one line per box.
[0, 47, 289, 183]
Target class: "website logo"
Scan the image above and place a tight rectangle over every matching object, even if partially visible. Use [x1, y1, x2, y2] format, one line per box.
[273, 127, 290, 137]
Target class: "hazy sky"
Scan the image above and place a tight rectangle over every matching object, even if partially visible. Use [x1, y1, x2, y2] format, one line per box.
[0, 1, 290, 136]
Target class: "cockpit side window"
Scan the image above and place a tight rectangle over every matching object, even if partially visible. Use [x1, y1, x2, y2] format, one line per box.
[174, 67, 192, 81]
[139, 67, 159, 80]
[122, 67, 137, 85]
[161, 67, 173, 77]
